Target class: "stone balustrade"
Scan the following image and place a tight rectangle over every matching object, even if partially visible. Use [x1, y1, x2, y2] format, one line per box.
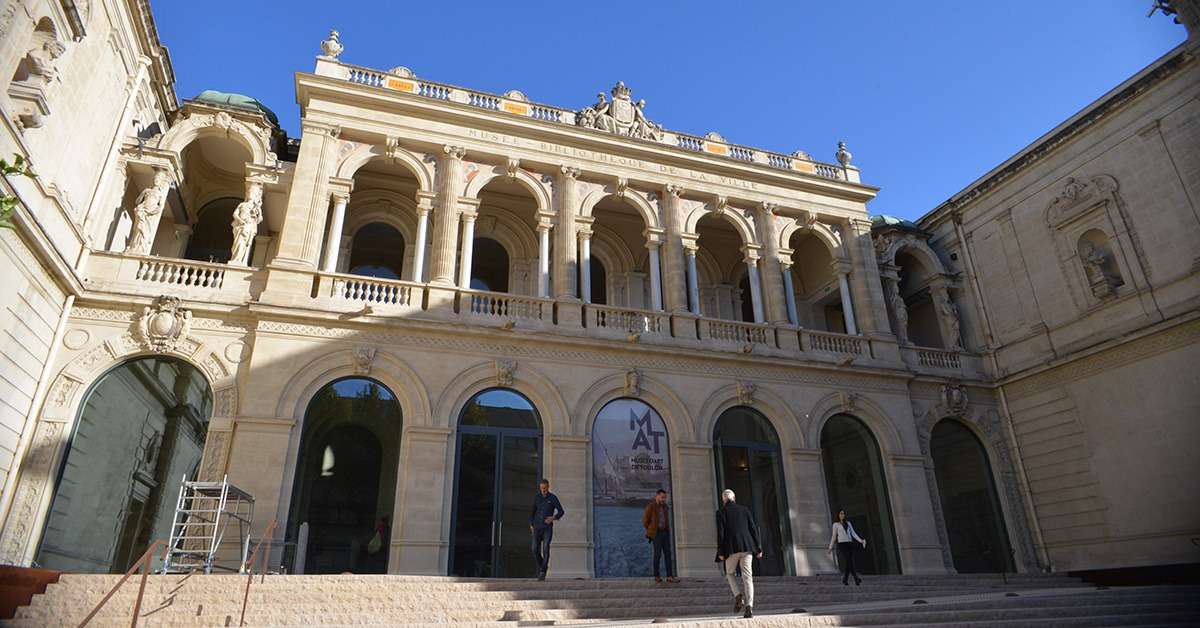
[584, 304, 669, 340]
[461, 289, 552, 327]
[802, 328, 866, 356]
[698, 317, 775, 349]
[317, 272, 423, 313]
[84, 252, 256, 304]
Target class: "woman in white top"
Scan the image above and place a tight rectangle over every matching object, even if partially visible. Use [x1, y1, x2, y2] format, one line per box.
[827, 508, 867, 585]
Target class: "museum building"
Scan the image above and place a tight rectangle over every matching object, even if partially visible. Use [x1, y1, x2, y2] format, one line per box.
[0, 0, 1196, 580]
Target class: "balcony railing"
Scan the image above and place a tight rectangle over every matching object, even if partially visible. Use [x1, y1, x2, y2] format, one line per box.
[461, 289, 551, 325]
[84, 252, 256, 304]
[698, 317, 774, 349]
[585, 304, 669, 340]
[802, 328, 866, 356]
[331, 274, 420, 308]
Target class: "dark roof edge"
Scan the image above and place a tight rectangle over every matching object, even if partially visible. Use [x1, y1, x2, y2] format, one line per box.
[916, 42, 1194, 229]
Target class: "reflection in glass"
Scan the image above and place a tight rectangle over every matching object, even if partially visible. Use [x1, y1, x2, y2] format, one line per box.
[37, 357, 212, 573]
[713, 406, 792, 576]
[931, 420, 1012, 573]
[287, 378, 402, 574]
[820, 414, 901, 574]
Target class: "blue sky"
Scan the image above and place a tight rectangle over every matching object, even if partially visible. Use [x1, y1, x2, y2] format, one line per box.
[154, 1, 1185, 221]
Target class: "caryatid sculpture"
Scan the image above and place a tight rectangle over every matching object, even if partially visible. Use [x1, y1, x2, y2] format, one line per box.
[938, 294, 963, 351]
[229, 182, 264, 266]
[890, 287, 910, 345]
[125, 169, 171, 255]
[576, 81, 663, 141]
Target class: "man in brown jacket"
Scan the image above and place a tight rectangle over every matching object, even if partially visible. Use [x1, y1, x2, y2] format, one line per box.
[642, 489, 678, 583]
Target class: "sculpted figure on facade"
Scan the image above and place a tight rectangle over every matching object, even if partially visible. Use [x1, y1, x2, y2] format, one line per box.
[938, 294, 963, 350]
[125, 169, 171, 255]
[1080, 241, 1124, 298]
[624, 368, 642, 397]
[576, 81, 663, 141]
[890, 287, 910, 345]
[21, 40, 66, 85]
[135, 296, 192, 353]
[229, 183, 263, 266]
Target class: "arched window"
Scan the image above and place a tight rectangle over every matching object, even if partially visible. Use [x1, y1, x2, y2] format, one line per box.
[36, 357, 212, 573]
[738, 275, 755, 323]
[451, 388, 542, 577]
[713, 406, 792, 576]
[820, 414, 901, 574]
[286, 377, 402, 574]
[470, 237, 509, 292]
[184, 198, 240, 264]
[592, 398, 671, 577]
[590, 258, 608, 305]
[348, 223, 405, 279]
[931, 420, 1012, 573]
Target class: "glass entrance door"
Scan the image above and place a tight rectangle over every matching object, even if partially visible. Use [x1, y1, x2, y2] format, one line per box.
[715, 443, 789, 576]
[451, 428, 541, 577]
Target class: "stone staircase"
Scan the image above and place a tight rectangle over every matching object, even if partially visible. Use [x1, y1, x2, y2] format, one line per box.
[10, 573, 1199, 627]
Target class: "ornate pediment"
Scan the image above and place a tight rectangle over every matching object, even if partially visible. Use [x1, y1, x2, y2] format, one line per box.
[1046, 175, 1118, 228]
[576, 81, 663, 141]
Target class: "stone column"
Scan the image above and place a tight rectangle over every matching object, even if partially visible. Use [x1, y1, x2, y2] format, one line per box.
[429, 145, 465, 286]
[320, 192, 349, 273]
[537, 221, 551, 297]
[844, 218, 892, 336]
[272, 121, 340, 268]
[744, 250, 765, 324]
[409, 193, 433, 282]
[661, 184, 689, 312]
[645, 229, 665, 311]
[457, 211, 477, 288]
[579, 228, 592, 303]
[833, 259, 859, 335]
[781, 260, 799, 326]
[684, 239, 701, 316]
[756, 202, 789, 324]
[553, 166, 581, 300]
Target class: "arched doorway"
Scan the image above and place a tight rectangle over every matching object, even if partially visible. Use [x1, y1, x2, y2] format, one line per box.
[820, 414, 901, 574]
[470, 238, 510, 292]
[931, 420, 1013, 573]
[287, 378, 402, 574]
[348, 222, 405, 279]
[450, 388, 542, 577]
[592, 398, 671, 577]
[184, 197, 240, 264]
[713, 406, 792, 576]
[36, 357, 212, 573]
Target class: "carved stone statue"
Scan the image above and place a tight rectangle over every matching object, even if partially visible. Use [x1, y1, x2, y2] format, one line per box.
[890, 288, 910, 344]
[23, 40, 66, 84]
[125, 169, 171, 255]
[229, 183, 263, 266]
[576, 82, 663, 141]
[938, 295, 963, 351]
[1080, 241, 1124, 298]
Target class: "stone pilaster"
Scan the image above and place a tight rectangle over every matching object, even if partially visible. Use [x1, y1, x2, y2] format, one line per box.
[430, 145, 466, 286]
[272, 121, 340, 268]
[757, 203, 790, 324]
[553, 166, 581, 300]
[844, 218, 891, 336]
[673, 444, 717, 577]
[661, 185, 689, 312]
[392, 427, 452, 575]
[548, 435, 590, 578]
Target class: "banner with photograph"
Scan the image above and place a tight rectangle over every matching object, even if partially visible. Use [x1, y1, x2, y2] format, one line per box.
[592, 398, 672, 577]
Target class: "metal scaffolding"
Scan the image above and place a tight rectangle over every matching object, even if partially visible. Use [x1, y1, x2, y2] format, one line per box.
[162, 475, 254, 574]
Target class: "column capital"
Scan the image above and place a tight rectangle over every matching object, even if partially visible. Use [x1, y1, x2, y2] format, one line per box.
[577, 228, 593, 241]
[643, 227, 665, 246]
[329, 190, 350, 205]
[442, 144, 467, 160]
[537, 221, 553, 233]
[416, 191, 435, 210]
[759, 200, 778, 214]
[682, 238, 699, 254]
[665, 183, 685, 198]
[779, 259, 792, 271]
[740, 243, 762, 262]
[831, 258, 854, 275]
[560, 165, 582, 179]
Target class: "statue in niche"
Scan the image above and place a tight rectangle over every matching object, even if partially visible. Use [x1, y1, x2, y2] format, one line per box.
[125, 170, 171, 255]
[938, 294, 963, 351]
[890, 288, 910, 345]
[1080, 241, 1124, 299]
[576, 81, 663, 141]
[21, 40, 66, 84]
[229, 183, 263, 266]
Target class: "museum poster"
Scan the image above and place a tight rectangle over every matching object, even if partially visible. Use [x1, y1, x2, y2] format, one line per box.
[592, 398, 672, 577]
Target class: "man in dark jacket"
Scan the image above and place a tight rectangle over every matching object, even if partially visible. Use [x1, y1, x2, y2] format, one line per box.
[715, 489, 762, 618]
[529, 478, 564, 580]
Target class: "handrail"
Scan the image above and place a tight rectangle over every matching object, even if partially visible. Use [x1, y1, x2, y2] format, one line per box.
[77, 539, 169, 628]
[239, 519, 278, 626]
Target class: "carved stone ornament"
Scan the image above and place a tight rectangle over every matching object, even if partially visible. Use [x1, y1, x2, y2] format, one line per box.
[320, 29, 344, 58]
[939, 380, 968, 417]
[736, 381, 757, 406]
[135, 296, 193, 352]
[496, 359, 517, 387]
[624, 368, 642, 397]
[352, 346, 377, 375]
[125, 169, 171, 255]
[1046, 175, 1118, 228]
[576, 81, 663, 141]
[837, 390, 859, 412]
[229, 182, 263, 266]
[835, 141, 853, 167]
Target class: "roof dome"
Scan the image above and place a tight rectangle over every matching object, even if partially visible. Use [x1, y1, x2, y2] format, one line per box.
[193, 90, 279, 126]
[870, 214, 921, 231]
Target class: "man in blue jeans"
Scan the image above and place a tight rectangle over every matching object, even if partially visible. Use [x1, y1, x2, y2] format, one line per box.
[529, 478, 564, 580]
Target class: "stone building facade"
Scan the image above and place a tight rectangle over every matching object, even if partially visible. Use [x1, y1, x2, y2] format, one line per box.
[0, 0, 1195, 578]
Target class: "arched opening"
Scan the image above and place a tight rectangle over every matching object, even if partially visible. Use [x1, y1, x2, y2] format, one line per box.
[348, 222, 405, 279]
[713, 406, 792, 576]
[589, 195, 655, 309]
[788, 231, 844, 331]
[592, 398, 672, 577]
[470, 237, 510, 292]
[931, 420, 1013, 573]
[590, 258, 608, 305]
[893, 250, 944, 348]
[450, 388, 542, 577]
[820, 414, 901, 574]
[286, 377, 402, 574]
[472, 177, 541, 296]
[36, 357, 212, 573]
[695, 213, 756, 321]
[183, 197, 240, 263]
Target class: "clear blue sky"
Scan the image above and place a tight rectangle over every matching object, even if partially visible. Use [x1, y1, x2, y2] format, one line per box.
[153, 1, 1185, 221]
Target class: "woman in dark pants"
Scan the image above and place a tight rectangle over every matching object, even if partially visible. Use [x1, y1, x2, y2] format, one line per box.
[827, 508, 867, 585]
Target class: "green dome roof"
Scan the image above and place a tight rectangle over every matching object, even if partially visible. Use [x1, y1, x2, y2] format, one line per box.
[871, 214, 921, 231]
[193, 90, 279, 126]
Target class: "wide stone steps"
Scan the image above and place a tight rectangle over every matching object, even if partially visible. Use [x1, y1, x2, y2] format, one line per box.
[12, 574, 1197, 627]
